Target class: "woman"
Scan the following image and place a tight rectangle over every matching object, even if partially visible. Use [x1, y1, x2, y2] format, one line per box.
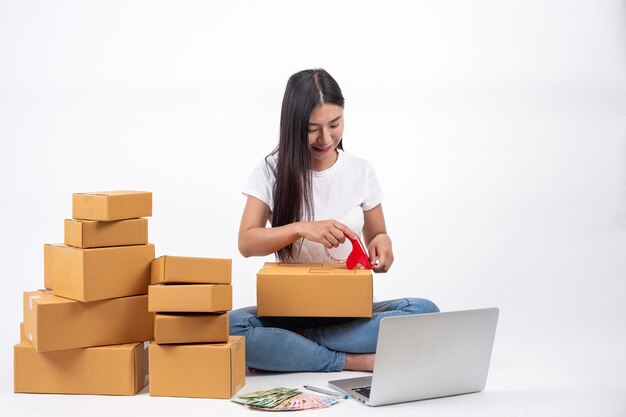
[229, 68, 438, 372]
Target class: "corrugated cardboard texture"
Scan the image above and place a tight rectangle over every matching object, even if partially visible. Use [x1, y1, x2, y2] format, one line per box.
[72, 191, 152, 221]
[23, 290, 154, 352]
[257, 262, 373, 317]
[44, 243, 154, 302]
[154, 313, 229, 344]
[148, 284, 232, 313]
[149, 336, 245, 399]
[14, 340, 148, 395]
[64, 218, 148, 248]
[151, 256, 232, 285]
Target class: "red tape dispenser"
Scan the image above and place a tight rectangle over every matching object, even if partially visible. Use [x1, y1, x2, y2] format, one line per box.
[345, 234, 372, 270]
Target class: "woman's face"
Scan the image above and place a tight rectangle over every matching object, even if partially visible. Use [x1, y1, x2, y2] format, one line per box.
[307, 104, 344, 171]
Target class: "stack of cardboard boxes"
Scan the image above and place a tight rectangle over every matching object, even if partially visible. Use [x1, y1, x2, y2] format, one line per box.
[14, 191, 155, 395]
[148, 256, 245, 398]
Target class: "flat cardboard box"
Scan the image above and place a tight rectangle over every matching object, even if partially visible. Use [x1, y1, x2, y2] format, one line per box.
[72, 191, 152, 221]
[23, 290, 154, 352]
[44, 243, 154, 301]
[148, 284, 232, 313]
[14, 340, 148, 395]
[257, 262, 373, 317]
[149, 336, 245, 399]
[64, 218, 148, 248]
[151, 255, 231, 285]
[154, 313, 229, 344]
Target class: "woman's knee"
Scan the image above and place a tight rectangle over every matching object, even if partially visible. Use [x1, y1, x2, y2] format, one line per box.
[228, 306, 258, 336]
[406, 297, 440, 314]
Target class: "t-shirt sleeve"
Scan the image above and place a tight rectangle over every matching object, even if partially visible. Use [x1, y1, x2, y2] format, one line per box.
[362, 161, 384, 211]
[242, 158, 275, 209]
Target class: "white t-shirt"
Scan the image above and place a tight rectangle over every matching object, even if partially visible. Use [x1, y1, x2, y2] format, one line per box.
[242, 151, 384, 262]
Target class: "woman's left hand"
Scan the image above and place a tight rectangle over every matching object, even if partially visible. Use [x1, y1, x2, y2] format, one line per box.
[367, 233, 394, 273]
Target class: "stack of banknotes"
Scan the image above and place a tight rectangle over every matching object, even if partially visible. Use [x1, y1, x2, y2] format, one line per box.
[232, 387, 340, 411]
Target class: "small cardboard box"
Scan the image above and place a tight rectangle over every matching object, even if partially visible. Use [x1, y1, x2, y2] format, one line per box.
[149, 336, 245, 399]
[151, 256, 231, 285]
[44, 243, 154, 301]
[64, 218, 148, 248]
[72, 191, 152, 221]
[154, 313, 229, 344]
[257, 262, 373, 317]
[148, 284, 232, 313]
[14, 340, 149, 395]
[23, 290, 154, 352]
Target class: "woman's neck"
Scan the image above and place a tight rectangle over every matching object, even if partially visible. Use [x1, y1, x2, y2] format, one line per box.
[310, 149, 339, 172]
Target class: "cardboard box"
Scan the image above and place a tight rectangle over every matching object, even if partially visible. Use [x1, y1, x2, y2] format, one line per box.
[14, 340, 148, 395]
[151, 256, 231, 285]
[148, 284, 232, 313]
[44, 243, 154, 301]
[257, 262, 373, 317]
[72, 191, 152, 221]
[23, 290, 154, 352]
[64, 218, 148, 248]
[154, 313, 229, 344]
[149, 336, 245, 399]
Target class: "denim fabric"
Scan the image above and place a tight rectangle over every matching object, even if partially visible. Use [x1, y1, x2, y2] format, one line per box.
[228, 298, 439, 372]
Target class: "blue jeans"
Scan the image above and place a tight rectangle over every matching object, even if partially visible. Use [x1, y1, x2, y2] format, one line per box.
[228, 298, 439, 372]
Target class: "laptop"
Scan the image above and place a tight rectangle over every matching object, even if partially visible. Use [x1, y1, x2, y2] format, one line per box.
[328, 308, 499, 406]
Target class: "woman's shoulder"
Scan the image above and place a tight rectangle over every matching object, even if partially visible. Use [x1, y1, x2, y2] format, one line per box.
[251, 153, 278, 177]
[340, 151, 376, 172]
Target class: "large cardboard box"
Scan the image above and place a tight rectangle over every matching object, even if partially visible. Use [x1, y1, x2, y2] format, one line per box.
[44, 243, 154, 301]
[151, 255, 231, 285]
[154, 313, 229, 344]
[148, 284, 232, 313]
[64, 218, 148, 248]
[14, 340, 149, 395]
[23, 290, 154, 352]
[72, 191, 152, 221]
[257, 262, 373, 317]
[149, 336, 245, 399]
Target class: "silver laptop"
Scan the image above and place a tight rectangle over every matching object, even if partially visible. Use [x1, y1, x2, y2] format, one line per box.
[328, 308, 499, 406]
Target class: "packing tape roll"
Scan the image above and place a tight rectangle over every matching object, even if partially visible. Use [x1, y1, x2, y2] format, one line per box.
[28, 295, 41, 310]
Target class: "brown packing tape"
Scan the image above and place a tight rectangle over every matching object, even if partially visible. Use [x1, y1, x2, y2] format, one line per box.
[308, 268, 358, 274]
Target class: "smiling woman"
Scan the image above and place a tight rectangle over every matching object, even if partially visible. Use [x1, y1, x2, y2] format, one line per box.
[229, 68, 439, 373]
[307, 104, 344, 169]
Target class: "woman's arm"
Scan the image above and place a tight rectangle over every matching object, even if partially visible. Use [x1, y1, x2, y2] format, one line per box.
[363, 204, 394, 273]
[238, 196, 357, 258]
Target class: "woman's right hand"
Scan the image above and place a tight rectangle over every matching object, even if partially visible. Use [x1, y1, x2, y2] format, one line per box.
[296, 220, 356, 249]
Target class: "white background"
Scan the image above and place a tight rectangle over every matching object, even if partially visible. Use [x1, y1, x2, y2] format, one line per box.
[1, 0, 625, 416]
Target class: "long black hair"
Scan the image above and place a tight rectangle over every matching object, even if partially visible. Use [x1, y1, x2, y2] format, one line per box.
[269, 68, 345, 261]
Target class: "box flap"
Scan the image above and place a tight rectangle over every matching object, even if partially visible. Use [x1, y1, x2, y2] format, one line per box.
[74, 190, 150, 197]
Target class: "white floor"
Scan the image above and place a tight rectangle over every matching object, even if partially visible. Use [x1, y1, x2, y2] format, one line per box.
[2, 335, 625, 417]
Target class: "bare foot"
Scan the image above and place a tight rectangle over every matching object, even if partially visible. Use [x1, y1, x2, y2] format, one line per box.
[344, 353, 375, 371]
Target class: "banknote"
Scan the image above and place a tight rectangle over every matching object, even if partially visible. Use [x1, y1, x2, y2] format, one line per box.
[233, 387, 340, 411]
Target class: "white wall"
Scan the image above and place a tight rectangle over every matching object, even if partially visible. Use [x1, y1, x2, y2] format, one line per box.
[1, 0, 625, 392]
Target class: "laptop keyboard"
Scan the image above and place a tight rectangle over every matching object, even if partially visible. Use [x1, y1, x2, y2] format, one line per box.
[351, 386, 371, 399]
